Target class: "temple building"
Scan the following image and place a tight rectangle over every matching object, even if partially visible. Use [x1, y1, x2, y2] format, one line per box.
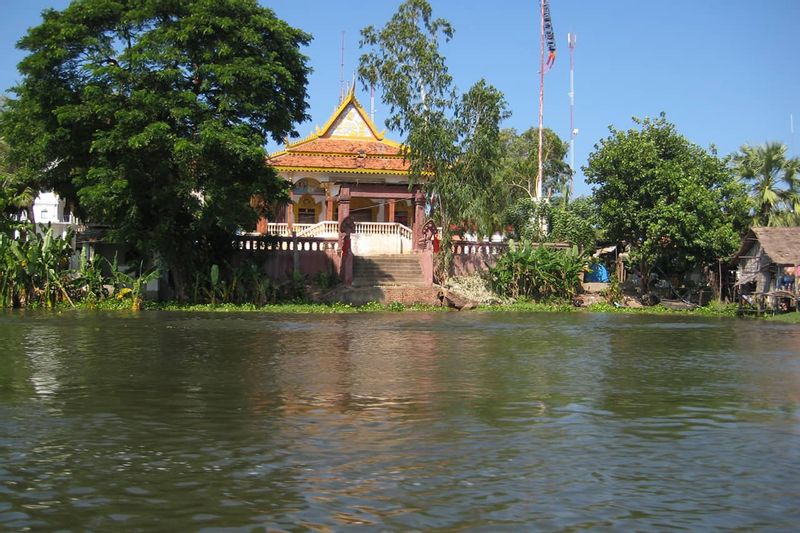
[262, 87, 426, 255]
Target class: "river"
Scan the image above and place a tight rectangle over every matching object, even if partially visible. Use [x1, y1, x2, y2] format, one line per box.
[1, 310, 799, 530]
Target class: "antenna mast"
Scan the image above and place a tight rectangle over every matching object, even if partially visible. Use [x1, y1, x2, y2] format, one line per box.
[339, 31, 345, 103]
[568, 33, 577, 200]
[371, 85, 375, 122]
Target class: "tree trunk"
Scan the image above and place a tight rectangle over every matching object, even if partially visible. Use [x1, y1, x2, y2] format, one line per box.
[639, 257, 651, 294]
[170, 263, 189, 302]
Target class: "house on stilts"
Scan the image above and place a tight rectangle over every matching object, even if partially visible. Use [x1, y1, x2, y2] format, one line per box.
[734, 227, 800, 314]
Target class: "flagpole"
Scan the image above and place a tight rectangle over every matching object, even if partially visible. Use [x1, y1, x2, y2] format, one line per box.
[568, 33, 576, 201]
[537, 0, 545, 202]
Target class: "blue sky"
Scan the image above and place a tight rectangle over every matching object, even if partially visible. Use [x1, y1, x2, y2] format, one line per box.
[2, 1, 799, 196]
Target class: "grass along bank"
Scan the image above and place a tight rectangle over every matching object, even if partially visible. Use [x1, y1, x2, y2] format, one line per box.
[50, 297, 744, 318]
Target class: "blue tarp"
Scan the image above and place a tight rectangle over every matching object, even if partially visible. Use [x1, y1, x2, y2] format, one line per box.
[585, 263, 610, 283]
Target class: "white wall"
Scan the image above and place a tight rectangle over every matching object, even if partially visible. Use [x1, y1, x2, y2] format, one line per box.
[351, 234, 412, 255]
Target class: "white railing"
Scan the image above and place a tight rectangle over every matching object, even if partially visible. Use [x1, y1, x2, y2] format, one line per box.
[354, 222, 413, 239]
[264, 223, 313, 236]
[352, 223, 413, 255]
[261, 221, 414, 238]
[296, 220, 339, 238]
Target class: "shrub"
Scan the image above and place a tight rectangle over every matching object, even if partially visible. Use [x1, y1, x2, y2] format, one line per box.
[0, 227, 74, 308]
[489, 242, 587, 300]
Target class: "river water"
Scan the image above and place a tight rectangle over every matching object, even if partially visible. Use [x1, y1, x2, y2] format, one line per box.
[1, 310, 799, 531]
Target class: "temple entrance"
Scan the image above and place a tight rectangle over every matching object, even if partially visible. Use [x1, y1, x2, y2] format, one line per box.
[394, 200, 411, 225]
[295, 194, 320, 223]
[350, 197, 377, 222]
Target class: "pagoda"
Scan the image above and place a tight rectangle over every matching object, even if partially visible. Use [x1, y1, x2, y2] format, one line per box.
[264, 86, 425, 250]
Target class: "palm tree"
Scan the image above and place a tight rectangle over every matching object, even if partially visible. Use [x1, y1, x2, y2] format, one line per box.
[734, 142, 800, 226]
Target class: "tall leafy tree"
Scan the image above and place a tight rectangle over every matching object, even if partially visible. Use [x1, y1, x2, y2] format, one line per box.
[733, 142, 799, 226]
[497, 127, 571, 203]
[0, 104, 33, 232]
[584, 114, 749, 289]
[0, 0, 311, 297]
[359, 0, 509, 272]
[494, 127, 574, 246]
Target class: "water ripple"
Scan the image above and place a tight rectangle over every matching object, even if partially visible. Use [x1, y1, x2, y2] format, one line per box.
[0, 311, 799, 530]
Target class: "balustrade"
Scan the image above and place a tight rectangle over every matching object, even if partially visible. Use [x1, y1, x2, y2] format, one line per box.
[354, 222, 413, 240]
[296, 220, 339, 237]
[452, 241, 509, 256]
[264, 223, 313, 236]
[233, 234, 338, 253]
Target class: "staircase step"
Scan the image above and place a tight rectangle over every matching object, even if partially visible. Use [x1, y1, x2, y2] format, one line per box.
[352, 254, 425, 287]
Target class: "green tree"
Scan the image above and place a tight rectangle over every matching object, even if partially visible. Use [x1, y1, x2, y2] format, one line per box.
[497, 127, 571, 204]
[0, 122, 34, 232]
[584, 114, 749, 290]
[733, 142, 800, 226]
[494, 127, 578, 248]
[0, 0, 311, 298]
[549, 196, 598, 253]
[359, 0, 509, 274]
[503, 195, 597, 253]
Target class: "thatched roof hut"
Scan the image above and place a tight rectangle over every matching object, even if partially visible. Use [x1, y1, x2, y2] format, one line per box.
[734, 227, 800, 293]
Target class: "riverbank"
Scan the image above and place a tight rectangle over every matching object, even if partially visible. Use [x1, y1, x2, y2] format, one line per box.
[16, 274, 797, 321]
[46, 297, 748, 318]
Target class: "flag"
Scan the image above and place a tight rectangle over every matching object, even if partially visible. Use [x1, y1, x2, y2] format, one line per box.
[543, 0, 557, 72]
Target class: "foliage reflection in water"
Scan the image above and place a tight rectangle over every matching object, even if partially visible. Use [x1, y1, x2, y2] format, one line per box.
[0, 311, 799, 530]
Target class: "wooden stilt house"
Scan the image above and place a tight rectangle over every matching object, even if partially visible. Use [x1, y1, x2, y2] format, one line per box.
[734, 227, 800, 312]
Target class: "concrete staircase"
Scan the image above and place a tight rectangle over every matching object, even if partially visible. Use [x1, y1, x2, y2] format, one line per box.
[352, 254, 426, 287]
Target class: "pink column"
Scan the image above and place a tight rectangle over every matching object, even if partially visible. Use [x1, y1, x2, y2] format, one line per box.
[412, 190, 425, 251]
[256, 216, 268, 235]
[337, 187, 352, 286]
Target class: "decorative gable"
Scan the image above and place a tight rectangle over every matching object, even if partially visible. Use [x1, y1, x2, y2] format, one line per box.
[313, 86, 385, 141]
[325, 104, 375, 139]
[266, 86, 417, 177]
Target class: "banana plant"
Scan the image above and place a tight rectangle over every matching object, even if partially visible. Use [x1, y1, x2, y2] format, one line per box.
[109, 257, 160, 311]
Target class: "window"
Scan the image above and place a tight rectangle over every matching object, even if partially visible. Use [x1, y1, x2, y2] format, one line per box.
[298, 208, 316, 224]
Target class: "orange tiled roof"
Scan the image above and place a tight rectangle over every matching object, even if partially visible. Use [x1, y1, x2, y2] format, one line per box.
[269, 151, 410, 173]
[281, 137, 403, 156]
[267, 87, 412, 176]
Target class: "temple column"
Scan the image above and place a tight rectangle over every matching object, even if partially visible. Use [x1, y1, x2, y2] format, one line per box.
[275, 204, 287, 223]
[256, 216, 268, 235]
[412, 190, 425, 251]
[387, 199, 396, 223]
[327, 196, 334, 221]
[337, 187, 352, 285]
[286, 202, 294, 232]
[337, 187, 351, 226]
